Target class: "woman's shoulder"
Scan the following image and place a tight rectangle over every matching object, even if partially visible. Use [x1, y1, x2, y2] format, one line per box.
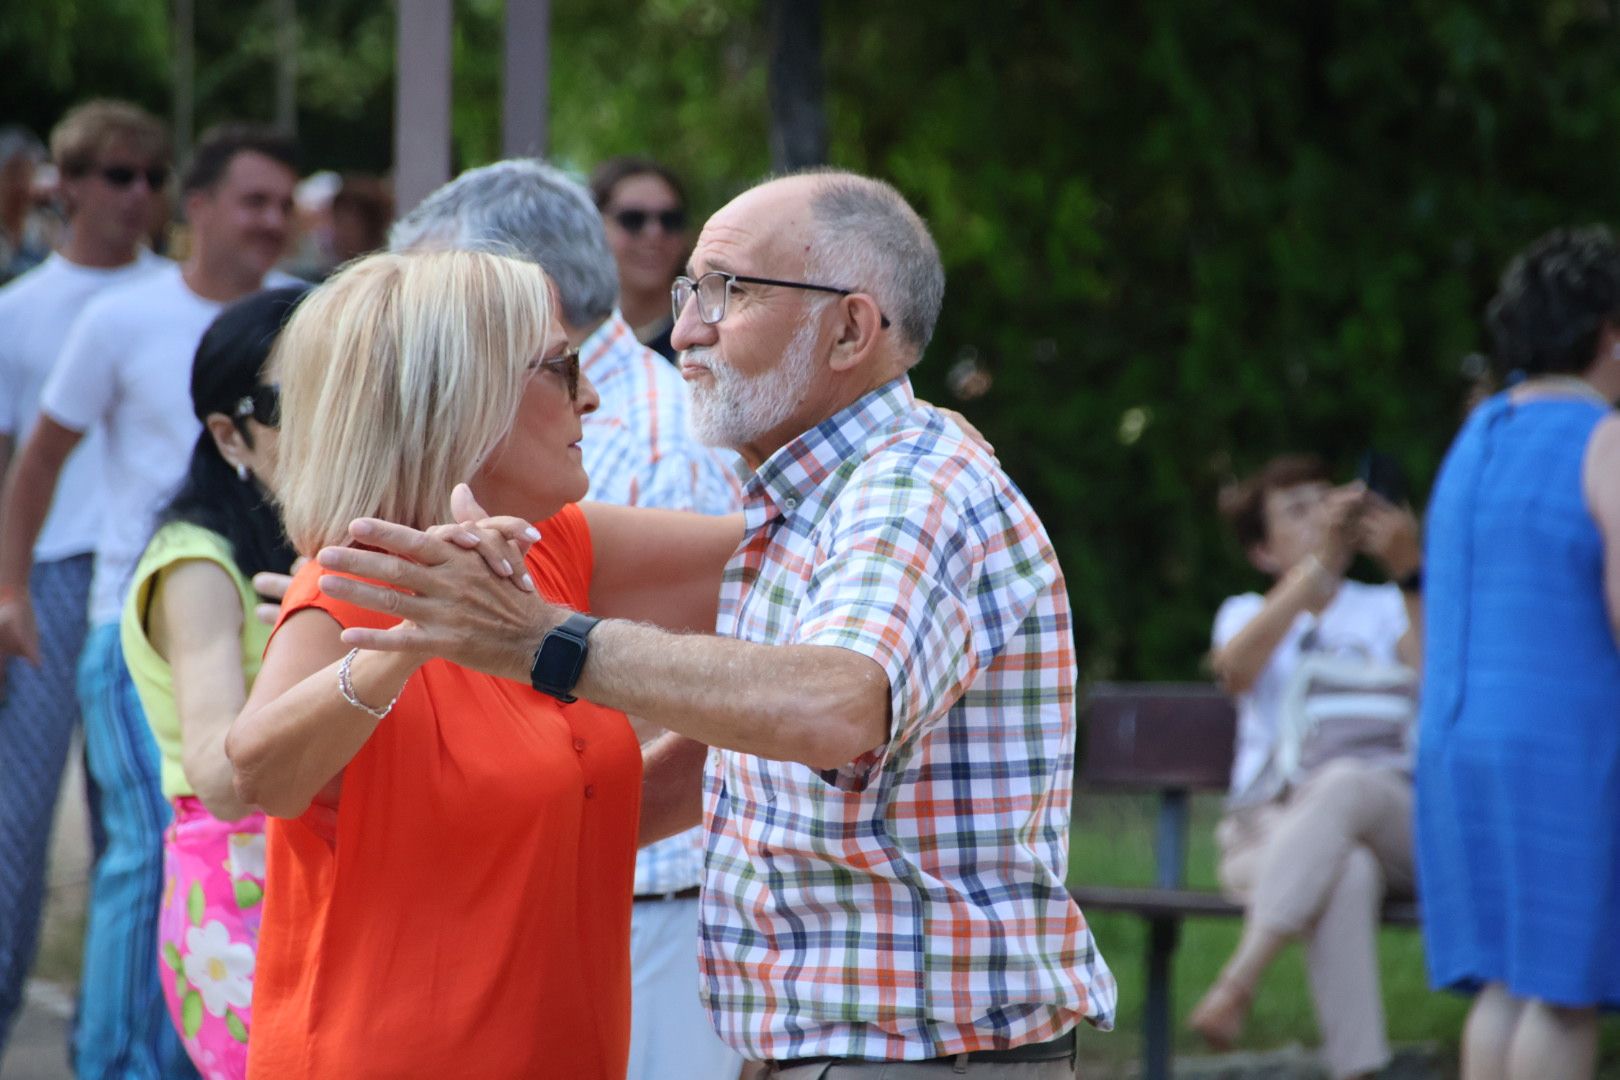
[139, 520, 236, 573]
[274, 556, 400, 635]
[525, 503, 593, 610]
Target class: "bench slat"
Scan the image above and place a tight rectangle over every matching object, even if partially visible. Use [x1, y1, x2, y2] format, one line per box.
[1080, 683, 1236, 792]
[1069, 884, 1421, 926]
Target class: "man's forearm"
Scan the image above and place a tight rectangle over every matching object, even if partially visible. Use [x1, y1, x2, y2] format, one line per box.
[0, 451, 59, 589]
[559, 618, 888, 770]
[639, 733, 708, 847]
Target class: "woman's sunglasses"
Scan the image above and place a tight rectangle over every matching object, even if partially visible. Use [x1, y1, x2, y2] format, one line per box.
[234, 384, 280, 427]
[611, 208, 687, 235]
[537, 349, 582, 401]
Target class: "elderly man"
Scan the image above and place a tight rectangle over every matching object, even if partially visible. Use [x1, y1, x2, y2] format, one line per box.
[388, 159, 744, 1080]
[319, 169, 1116, 1076]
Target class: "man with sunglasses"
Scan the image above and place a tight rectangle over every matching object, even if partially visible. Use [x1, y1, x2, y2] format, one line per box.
[390, 158, 745, 1080]
[590, 157, 692, 363]
[320, 170, 1117, 1076]
[0, 99, 172, 1072]
[0, 121, 300, 1080]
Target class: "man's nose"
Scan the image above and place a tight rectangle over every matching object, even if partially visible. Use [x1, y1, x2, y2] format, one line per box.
[670, 296, 715, 351]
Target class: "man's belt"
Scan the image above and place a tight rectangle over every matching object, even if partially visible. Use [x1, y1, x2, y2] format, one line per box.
[772, 1028, 1076, 1070]
[632, 886, 701, 902]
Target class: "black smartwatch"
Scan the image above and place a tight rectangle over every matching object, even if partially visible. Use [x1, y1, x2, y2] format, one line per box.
[1397, 566, 1423, 594]
[529, 612, 601, 703]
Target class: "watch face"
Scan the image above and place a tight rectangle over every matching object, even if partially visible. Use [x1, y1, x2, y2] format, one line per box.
[531, 618, 594, 700]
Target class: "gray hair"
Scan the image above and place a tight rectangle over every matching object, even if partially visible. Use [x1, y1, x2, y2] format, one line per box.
[388, 159, 619, 328]
[802, 171, 945, 363]
[0, 126, 44, 167]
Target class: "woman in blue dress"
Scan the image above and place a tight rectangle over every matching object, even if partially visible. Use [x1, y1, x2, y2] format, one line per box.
[1419, 226, 1620, 1080]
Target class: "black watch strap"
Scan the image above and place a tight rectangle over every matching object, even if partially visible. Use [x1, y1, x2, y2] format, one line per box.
[1397, 566, 1423, 594]
[529, 612, 601, 703]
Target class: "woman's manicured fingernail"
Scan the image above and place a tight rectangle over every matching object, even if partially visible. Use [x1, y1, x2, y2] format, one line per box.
[524, 526, 541, 542]
[500, 559, 513, 576]
[520, 573, 536, 591]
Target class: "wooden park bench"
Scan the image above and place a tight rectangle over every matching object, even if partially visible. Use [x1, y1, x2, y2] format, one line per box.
[1067, 682, 1419, 1080]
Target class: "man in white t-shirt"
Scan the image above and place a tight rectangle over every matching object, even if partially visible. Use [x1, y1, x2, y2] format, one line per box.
[1190, 454, 1423, 1080]
[0, 99, 170, 1072]
[0, 122, 299, 1080]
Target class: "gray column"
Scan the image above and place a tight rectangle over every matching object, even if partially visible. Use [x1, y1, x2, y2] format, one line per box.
[394, 0, 453, 215]
[503, 0, 551, 159]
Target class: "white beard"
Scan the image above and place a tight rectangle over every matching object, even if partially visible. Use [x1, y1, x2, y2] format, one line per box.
[687, 313, 821, 450]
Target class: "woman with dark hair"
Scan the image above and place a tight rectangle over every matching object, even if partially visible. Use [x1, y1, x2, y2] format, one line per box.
[1419, 225, 1620, 1080]
[118, 285, 307, 1079]
[589, 156, 689, 362]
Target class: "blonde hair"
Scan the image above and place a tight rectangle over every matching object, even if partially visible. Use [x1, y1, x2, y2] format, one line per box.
[50, 99, 169, 177]
[273, 249, 552, 555]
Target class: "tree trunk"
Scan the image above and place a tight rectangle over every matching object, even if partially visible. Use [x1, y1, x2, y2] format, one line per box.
[767, 0, 827, 171]
[503, 0, 550, 158]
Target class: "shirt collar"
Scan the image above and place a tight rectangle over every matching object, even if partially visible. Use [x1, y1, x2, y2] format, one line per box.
[743, 375, 915, 528]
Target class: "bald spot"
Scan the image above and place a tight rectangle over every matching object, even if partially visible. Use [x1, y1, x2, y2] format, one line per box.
[690, 175, 824, 278]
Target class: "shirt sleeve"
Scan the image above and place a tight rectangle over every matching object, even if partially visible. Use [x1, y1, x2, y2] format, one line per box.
[1212, 593, 1265, 651]
[38, 301, 118, 434]
[795, 470, 984, 781]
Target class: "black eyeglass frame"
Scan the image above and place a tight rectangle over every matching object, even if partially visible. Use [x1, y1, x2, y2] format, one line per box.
[234, 384, 281, 428]
[672, 271, 891, 330]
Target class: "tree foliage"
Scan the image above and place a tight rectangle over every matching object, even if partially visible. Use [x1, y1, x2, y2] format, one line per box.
[5, 1, 1620, 678]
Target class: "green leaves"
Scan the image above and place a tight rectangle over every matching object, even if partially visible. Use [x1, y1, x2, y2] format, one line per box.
[182, 990, 204, 1039]
[163, 942, 183, 974]
[226, 1009, 249, 1044]
[187, 882, 205, 926]
[233, 879, 265, 909]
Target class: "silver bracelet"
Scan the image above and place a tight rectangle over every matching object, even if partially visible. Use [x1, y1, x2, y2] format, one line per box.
[338, 648, 399, 720]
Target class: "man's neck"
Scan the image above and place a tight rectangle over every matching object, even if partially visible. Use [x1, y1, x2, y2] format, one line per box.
[619, 287, 668, 336]
[182, 248, 262, 304]
[58, 226, 142, 271]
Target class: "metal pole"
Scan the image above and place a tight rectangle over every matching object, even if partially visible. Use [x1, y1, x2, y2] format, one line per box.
[172, 0, 195, 166]
[274, 0, 299, 135]
[503, 0, 550, 158]
[394, 0, 453, 215]
[766, 0, 827, 170]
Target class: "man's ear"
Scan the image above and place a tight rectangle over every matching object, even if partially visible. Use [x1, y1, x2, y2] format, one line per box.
[1247, 542, 1279, 577]
[826, 293, 887, 374]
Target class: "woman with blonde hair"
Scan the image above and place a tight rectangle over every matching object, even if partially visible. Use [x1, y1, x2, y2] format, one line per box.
[226, 249, 737, 1078]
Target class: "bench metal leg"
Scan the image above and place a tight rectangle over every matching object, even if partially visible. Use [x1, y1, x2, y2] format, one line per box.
[1143, 915, 1178, 1080]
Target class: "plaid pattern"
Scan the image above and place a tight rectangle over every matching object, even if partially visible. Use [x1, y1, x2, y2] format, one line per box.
[578, 310, 741, 895]
[699, 376, 1116, 1061]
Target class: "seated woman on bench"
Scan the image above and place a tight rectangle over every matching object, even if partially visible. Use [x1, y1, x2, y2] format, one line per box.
[1188, 454, 1423, 1080]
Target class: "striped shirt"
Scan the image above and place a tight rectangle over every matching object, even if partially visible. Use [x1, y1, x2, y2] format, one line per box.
[699, 376, 1116, 1060]
[578, 310, 741, 895]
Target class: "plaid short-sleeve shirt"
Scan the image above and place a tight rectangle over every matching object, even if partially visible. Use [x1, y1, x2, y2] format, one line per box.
[699, 377, 1116, 1061]
[578, 310, 741, 894]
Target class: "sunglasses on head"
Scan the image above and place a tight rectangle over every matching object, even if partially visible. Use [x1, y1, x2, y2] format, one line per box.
[234, 384, 280, 427]
[611, 207, 686, 235]
[96, 164, 169, 190]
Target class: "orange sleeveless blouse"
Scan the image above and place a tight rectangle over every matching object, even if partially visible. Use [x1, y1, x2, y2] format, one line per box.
[248, 505, 640, 1078]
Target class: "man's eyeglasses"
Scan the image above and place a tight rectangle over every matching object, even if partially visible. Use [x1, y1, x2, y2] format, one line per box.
[671, 271, 892, 329]
[234, 384, 280, 427]
[535, 348, 582, 401]
[611, 208, 687, 235]
[97, 164, 170, 190]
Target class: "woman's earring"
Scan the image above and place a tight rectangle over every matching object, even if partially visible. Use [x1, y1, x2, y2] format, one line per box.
[235, 462, 251, 482]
